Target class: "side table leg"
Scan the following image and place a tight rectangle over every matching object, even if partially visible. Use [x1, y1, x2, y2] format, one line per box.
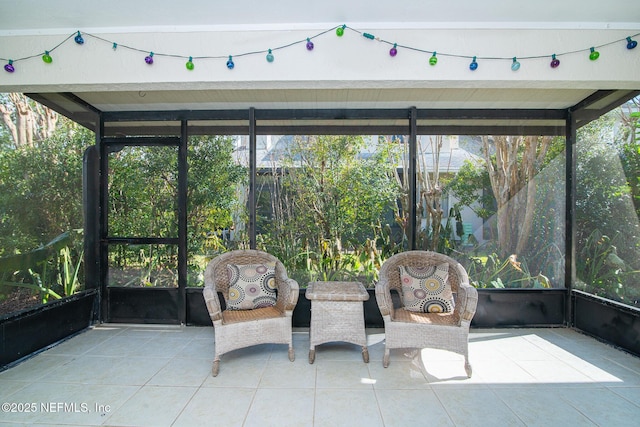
[309, 347, 316, 364]
[362, 346, 369, 363]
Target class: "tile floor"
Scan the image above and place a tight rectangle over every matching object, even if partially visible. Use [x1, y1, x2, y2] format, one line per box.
[1, 325, 639, 426]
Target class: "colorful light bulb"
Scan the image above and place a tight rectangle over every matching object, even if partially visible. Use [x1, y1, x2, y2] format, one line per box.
[266, 49, 274, 62]
[469, 56, 478, 71]
[145, 52, 154, 65]
[306, 38, 314, 51]
[227, 55, 234, 69]
[4, 60, 14, 73]
[74, 31, 84, 45]
[429, 52, 438, 66]
[42, 51, 53, 64]
[186, 57, 194, 70]
[112, 43, 118, 50]
[627, 37, 638, 50]
[336, 25, 345, 37]
[511, 57, 520, 71]
[550, 54, 560, 68]
[389, 43, 398, 57]
[589, 47, 600, 61]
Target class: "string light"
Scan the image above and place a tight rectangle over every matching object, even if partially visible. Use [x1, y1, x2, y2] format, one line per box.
[0, 26, 637, 75]
[4, 60, 14, 73]
[389, 43, 398, 57]
[469, 56, 478, 71]
[185, 56, 194, 70]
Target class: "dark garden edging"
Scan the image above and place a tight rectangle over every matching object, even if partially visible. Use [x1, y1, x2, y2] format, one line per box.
[0, 289, 96, 368]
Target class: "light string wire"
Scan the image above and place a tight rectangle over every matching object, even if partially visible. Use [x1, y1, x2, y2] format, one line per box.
[345, 26, 640, 61]
[1, 24, 638, 67]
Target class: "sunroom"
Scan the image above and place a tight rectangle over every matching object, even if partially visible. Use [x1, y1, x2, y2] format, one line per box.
[1, 0, 639, 425]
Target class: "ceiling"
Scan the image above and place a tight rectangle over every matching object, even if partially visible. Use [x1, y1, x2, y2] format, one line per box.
[2, 0, 639, 33]
[3, 0, 640, 135]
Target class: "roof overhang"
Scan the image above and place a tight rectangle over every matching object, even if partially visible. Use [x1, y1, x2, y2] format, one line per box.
[2, 0, 640, 136]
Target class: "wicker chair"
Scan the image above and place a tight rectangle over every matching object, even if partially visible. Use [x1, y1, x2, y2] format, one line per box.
[203, 250, 299, 376]
[375, 250, 478, 377]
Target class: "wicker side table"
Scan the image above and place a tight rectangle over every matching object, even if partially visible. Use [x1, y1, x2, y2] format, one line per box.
[305, 281, 370, 364]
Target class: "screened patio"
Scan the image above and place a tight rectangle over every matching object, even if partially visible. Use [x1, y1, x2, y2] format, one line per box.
[1, 1, 640, 425]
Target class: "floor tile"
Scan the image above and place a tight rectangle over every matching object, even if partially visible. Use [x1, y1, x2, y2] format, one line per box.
[559, 387, 640, 425]
[316, 360, 374, 389]
[84, 335, 154, 357]
[258, 359, 316, 388]
[244, 388, 315, 427]
[516, 359, 594, 383]
[126, 336, 191, 358]
[368, 361, 431, 389]
[0, 354, 68, 381]
[0, 379, 29, 400]
[172, 387, 255, 427]
[314, 388, 384, 427]
[174, 336, 215, 359]
[309, 341, 370, 363]
[376, 388, 454, 427]
[37, 355, 121, 384]
[90, 355, 171, 385]
[493, 387, 597, 426]
[2, 326, 639, 426]
[147, 356, 211, 387]
[104, 385, 197, 427]
[470, 359, 537, 385]
[0, 382, 83, 424]
[607, 386, 640, 406]
[201, 357, 268, 388]
[434, 387, 525, 426]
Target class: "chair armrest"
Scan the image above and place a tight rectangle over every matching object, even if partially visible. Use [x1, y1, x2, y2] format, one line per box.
[375, 279, 394, 318]
[455, 282, 478, 323]
[276, 278, 300, 312]
[203, 285, 223, 322]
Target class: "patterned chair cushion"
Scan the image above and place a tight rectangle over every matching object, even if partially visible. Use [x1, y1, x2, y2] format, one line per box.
[226, 263, 277, 310]
[399, 263, 455, 313]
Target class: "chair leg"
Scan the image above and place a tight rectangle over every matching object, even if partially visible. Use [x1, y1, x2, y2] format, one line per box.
[212, 359, 220, 377]
[362, 346, 369, 363]
[464, 358, 472, 378]
[288, 345, 295, 362]
[383, 348, 390, 368]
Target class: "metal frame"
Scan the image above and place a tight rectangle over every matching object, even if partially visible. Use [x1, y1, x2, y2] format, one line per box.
[67, 89, 640, 325]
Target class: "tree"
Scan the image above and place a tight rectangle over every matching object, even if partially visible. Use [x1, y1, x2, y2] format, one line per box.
[0, 122, 92, 254]
[187, 135, 246, 254]
[389, 135, 454, 251]
[483, 135, 552, 257]
[259, 135, 399, 278]
[0, 93, 58, 148]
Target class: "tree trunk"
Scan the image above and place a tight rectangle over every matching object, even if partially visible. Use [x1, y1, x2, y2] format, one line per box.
[483, 135, 552, 258]
[0, 93, 58, 148]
